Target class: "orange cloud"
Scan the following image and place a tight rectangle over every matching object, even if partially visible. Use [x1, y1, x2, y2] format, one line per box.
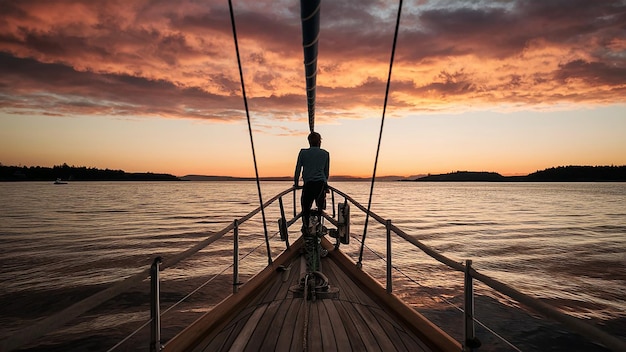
[0, 0, 624, 130]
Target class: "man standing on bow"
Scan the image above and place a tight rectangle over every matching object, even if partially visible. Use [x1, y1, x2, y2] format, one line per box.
[294, 131, 330, 229]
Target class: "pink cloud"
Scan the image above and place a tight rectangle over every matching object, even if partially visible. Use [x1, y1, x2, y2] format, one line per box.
[0, 0, 624, 125]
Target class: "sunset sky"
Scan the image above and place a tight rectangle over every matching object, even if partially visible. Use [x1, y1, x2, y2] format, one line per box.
[1, 0, 625, 178]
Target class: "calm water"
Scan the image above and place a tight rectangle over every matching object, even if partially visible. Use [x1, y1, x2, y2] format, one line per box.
[0, 181, 625, 351]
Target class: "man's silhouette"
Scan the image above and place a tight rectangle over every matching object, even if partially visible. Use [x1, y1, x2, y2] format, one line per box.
[294, 132, 330, 229]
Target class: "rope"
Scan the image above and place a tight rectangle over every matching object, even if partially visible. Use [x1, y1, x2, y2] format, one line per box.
[303, 274, 310, 352]
[227, 0, 272, 265]
[357, 0, 403, 267]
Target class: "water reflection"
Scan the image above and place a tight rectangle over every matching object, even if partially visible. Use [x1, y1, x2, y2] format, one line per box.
[0, 181, 624, 350]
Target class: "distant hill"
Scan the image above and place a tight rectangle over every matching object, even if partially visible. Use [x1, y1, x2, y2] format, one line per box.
[524, 165, 626, 181]
[413, 166, 626, 182]
[329, 175, 415, 182]
[180, 175, 418, 182]
[0, 163, 181, 181]
[415, 171, 506, 182]
[3, 163, 624, 182]
[181, 175, 291, 181]
[0, 164, 415, 182]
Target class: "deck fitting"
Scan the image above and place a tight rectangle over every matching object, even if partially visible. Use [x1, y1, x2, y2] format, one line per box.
[289, 284, 340, 300]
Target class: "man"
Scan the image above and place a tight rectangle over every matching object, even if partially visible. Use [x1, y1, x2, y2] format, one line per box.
[294, 131, 330, 229]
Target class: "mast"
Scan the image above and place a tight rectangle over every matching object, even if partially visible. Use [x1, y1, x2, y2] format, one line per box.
[300, 0, 321, 133]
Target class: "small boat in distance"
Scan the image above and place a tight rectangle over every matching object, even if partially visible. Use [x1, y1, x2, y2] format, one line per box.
[53, 178, 67, 184]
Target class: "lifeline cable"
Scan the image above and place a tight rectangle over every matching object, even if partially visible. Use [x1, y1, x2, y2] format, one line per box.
[108, 228, 284, 351]
[351, 235, 522, 351]
[228, 0, 272, 265]
[357, 0, 403, 267]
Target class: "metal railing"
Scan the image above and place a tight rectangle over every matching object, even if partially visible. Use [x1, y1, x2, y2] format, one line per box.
[326, 185, 626, 352]
[3, 185, 625, 352]
[146, 188, 300, 351]
[150, 257, 162, 352]
[0, 187, 298, 352]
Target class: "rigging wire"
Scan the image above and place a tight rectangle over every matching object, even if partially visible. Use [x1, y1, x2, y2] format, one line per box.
[227, 0, 272, 265]
[357, 0, 403, 267]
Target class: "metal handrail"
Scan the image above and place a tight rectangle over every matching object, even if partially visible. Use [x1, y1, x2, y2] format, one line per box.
[3, 185, 624, 351]
[0, 186, 298, 352]
[150, 257, 162, 352]
[327, 185, 626, 352]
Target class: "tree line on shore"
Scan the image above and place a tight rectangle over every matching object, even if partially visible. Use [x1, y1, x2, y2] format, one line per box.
[0, 163, 180, 181]
[1, 163, 625, 182]
[414, 165, 626, 182]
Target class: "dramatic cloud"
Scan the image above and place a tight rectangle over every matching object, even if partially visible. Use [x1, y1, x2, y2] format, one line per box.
[1, 0, 624, 126]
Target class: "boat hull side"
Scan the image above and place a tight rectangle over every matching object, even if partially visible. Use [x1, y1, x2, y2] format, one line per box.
[323, 238, 462, 352]
[163, 238, 304, 352]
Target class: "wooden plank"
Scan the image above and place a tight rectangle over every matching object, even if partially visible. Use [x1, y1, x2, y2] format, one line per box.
[196, 310, 250, 352]
[275, 258, 300, 300]
[331, 299, 364, 351]
[369, 305, 432, 351]
[342, 299, 382, 351]
[370, 305, 424, 352]
[317, 300, 337, 351]
[275, 299, 302, 351]
[244, 300, 282, 351]
[323, 260, 361, 304]
[353, 303, 397, 351]
[324, 257, 377, 307]
[193, 301, 256, 352]
[370, 301, 407, 330]
[299, 256, 307, 283]
[322, 299, 351, 351]
[375, 314, 410, 352]
[173, 237, 458, 352]
[308, 301, 323, 351]
[323, 239, 462, 352]
[192, 322, 233, 352]
[229, 304, 268, 351]
[260, 296, 295, 350]
[258, 270, 285, 304]
[201, 304, 256, 350]
[163, 238, 303, 352]
[234, 265, 292, 350]
[396, 327, 432, 352]
[198, 277, 279, 351]
[289, 299, 306, 351]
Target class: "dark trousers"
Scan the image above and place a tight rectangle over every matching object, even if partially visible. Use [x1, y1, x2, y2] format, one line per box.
[301, 181, 326, 227]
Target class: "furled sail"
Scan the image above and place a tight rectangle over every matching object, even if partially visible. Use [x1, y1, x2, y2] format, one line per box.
[300, 0, 321, 132]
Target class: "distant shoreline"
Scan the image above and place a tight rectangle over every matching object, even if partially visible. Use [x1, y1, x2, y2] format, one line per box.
[1, 164, 625, 182]
[179, 175, 406, 182]
[411, 166, 626, 182]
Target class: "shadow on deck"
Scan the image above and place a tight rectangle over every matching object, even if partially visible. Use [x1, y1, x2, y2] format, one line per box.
[163, 238, 460, 352]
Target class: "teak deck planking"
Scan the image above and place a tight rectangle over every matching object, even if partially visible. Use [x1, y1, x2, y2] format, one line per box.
[189, 250, 435, 351]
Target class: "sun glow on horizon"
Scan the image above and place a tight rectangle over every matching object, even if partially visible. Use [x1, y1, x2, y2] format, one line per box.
[1, 1, 625, 177]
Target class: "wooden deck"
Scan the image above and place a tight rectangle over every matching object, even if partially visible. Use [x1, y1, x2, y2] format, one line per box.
[163, 238, 460, 352]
